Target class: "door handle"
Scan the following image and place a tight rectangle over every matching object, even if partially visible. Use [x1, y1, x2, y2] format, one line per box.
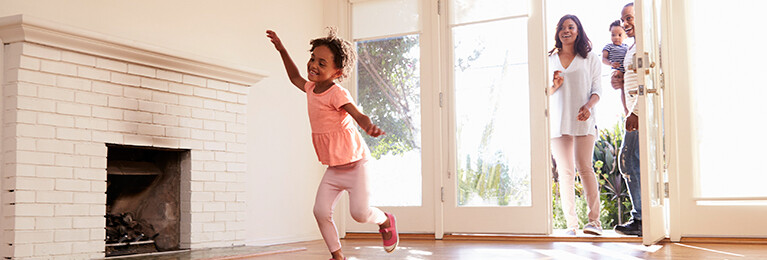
[628, 85, 658, 96]
[628, 88, 657, 95]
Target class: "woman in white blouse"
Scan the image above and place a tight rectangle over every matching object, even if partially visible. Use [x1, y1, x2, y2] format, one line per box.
[547, 14, 602, 236]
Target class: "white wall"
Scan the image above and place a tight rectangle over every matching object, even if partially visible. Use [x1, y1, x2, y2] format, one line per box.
[0, 0, 328, 246]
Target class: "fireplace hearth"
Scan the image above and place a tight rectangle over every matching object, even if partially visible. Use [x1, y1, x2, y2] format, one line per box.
[104, 145, 189, 256]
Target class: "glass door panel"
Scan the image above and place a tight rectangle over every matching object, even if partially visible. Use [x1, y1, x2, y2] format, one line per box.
[443, 0, 549, 234]
[357, 35, 422, 207]
[450, 0, 528, 24]
[453, 19, 530, 207]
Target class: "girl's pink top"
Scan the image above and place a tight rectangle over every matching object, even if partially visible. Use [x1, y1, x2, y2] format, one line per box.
[305, 82, 368, 166]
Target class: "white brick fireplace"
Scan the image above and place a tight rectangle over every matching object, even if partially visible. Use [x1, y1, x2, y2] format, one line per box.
[0, 15, 266, 259]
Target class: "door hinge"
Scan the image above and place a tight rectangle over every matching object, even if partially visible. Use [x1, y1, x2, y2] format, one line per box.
[664, 182, 669, 198]
[544, 108, 548, 117]
[437, 0, 441, 15]
[441, 187, 445, 202]
[439, 92, 443, 107]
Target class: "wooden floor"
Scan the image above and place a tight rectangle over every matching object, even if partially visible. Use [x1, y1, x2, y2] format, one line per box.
[237, 235, 767, 260]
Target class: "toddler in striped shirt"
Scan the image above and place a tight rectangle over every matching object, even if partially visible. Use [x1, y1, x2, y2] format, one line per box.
[602, 20, 629, 114]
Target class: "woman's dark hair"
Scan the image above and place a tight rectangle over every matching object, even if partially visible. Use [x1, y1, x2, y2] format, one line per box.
[309, 27, 356, 82]
[548, 14, 592, 58]
[610, 20, 622, 31]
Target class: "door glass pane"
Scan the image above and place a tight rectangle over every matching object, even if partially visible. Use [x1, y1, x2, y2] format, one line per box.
[689, 1, 767, 198]
[450, 0, 528, 25]
[356, 35, 422, 206]
[646, 81, 661, 204]
[352, 0, 421, 39]
[641, 0, 662, 205]
[454, 18, 531, 207]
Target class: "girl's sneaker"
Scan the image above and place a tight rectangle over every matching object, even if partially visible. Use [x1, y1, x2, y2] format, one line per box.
[583, 222, 603, 236]
[379, 212, 398, 253]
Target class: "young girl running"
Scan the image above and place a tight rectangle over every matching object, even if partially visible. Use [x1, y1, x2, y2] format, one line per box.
[266, 28, 398, 260]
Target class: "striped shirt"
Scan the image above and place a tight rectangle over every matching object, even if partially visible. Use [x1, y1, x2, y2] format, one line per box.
[603, 43, 628, 72]
[623, 45, 639, 115]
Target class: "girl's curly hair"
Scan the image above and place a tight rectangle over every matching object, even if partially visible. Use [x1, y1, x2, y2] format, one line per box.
[309, 27, 357, 82]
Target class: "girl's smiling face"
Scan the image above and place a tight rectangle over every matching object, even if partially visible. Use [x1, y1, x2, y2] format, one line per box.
[307, 45, 342, 83]
[558, 19, 579, 46]
[610, 25, 627, 45]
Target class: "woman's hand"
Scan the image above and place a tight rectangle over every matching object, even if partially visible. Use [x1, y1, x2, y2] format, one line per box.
[548, 70, 564, 95]
[625, 113, 639, 131]
[553, 70, 564, 89]
[611, 61, 621, 69]
[266, 30, 286, 52]
[577, 105, 591, 121]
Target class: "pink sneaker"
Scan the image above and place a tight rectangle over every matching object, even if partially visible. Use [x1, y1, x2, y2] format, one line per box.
[379, 212, 399, 253]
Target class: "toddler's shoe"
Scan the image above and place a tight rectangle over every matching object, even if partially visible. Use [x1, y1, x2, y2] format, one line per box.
[379, 212, 399, 253]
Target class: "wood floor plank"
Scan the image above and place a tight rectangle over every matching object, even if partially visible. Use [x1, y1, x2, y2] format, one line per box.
[236, 237, 767, 259]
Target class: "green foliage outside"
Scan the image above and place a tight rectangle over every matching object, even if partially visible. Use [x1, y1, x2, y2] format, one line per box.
[457, 154, 530, 206]
[355, 36, 421, 159]
[552, 119, 632, 229]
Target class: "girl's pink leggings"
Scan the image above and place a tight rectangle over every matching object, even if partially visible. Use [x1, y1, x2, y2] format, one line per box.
[313, 158, 387, 253]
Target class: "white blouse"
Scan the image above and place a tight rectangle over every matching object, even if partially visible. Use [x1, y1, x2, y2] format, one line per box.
[549, 51, 602, 138]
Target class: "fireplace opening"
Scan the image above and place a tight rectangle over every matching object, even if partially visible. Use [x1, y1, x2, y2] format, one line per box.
[105, 144, 189, 257]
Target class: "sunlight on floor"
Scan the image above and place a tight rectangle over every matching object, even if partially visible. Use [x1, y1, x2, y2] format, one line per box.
[675, 243, 745, 257]
[356, 242, 661, 259]
[533, 249, 592, 260]
[616, 243, 663, 253]
[460, 248, 541, 259]
[566, 243, 645, 260]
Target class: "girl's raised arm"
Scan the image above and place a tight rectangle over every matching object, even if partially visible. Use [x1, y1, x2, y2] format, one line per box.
[341, 103, 385, 137]
[266, 30, 308, 92]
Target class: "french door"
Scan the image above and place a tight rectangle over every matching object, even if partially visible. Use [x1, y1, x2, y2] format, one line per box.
[342, 0, 438, 234]
[667, 0, 767, 240]
[341, 0, 551, 236]
[634, 0, 668, 245]
[441, 0, 550, 234]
